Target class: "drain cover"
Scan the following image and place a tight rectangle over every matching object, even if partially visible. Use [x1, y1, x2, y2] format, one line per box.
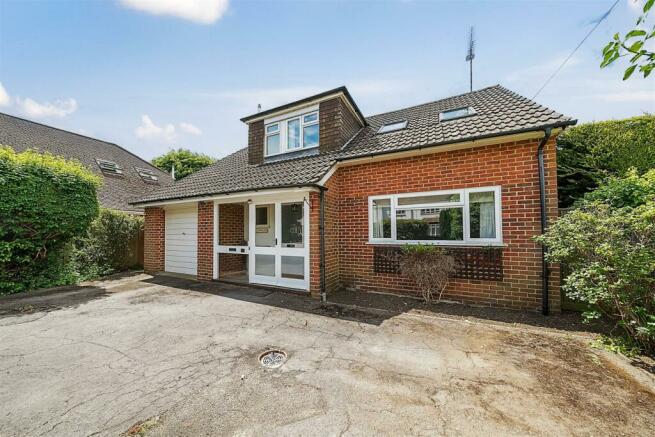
[259, 350, 287, 368]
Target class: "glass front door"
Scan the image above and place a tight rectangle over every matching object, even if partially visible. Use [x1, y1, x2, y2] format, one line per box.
[249, 199, 308, 290]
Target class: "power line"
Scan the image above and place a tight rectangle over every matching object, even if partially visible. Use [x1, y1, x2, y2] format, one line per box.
[532, 0, 620, 100]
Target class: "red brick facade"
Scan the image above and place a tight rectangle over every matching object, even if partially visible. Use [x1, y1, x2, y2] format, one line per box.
[144, 135, 560, 312]
[144, 207, 165, 274]
[218, 203, 247, 275]
[197, 201, 214, 281]
[309, 135, 560, 312]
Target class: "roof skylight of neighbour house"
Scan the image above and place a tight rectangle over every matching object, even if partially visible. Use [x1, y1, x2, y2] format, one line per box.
[439, 107, 476, 122]
[134, 167, 159, 183]
[377, 120, 408, 134]
[95, 158, 124, 176]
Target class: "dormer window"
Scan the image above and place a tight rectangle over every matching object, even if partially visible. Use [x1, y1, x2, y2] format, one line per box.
[378, 120, 408, 134]
[439, 106, 476, 121]
[265, 108, 319, 157]
[96, 158, 123, 176]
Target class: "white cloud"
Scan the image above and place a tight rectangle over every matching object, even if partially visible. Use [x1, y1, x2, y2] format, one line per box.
[628, 0, 644, 13]
[15, 97, 78, 118]
[119, 0, 229, 24]
[179, 122, 202, 135]
[594, 90, 655, 102]
[135, 115, 176, 142]
[0, 82, 10, 107]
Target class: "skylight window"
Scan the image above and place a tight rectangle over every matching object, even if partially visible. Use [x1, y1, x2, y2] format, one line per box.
[135, 167, 159, 183]
[377, 120, 408, 134]
[439, 107, 476, 121]
[95, 159, 123, 176]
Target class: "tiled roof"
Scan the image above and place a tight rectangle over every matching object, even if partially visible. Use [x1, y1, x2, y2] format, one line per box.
[134, 85, 575, 204]
[0, 112, 172, 213]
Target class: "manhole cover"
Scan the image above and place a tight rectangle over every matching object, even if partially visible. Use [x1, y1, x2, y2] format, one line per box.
[259, 350, 287, 368]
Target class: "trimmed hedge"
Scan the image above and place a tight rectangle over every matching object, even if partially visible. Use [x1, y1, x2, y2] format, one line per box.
[73, 209, 143, 280]
[0, 147, 100, 294]
[557, 115, 655, 207]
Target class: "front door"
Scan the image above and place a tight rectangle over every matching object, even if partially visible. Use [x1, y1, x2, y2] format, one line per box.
[248, 199, 309, 290]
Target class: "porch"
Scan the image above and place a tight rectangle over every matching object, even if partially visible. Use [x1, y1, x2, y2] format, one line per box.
[213, 190, 313, 293]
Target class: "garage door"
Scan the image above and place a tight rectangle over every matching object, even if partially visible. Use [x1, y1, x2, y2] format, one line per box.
[165, 204, 198, 275]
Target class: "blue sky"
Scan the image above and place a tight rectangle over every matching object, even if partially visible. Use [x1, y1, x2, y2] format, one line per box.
[0, 0, 653, 160]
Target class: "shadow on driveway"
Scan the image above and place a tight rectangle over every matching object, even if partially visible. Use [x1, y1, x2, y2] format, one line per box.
[144, 274, 610, 335]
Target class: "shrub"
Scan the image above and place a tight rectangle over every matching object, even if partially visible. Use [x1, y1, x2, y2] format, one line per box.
[0, 147, 100, 294]
[537, 170, 655, 354]
[151, 148, 214, 180]
[73, 209, 144, 280]
[396, 245, 457, 304]
[557, 115, 655, 207]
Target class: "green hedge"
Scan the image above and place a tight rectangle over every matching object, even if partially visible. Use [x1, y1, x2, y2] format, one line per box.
[538, 170, 655, 355]
[557, 115, 655, 207]
[0, 147, 100, 294]
[73, 209, 143, 280]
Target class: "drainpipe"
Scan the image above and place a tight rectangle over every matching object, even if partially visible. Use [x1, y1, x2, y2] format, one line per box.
[537, 127, 553, 316]
[319, 187, 327, 302]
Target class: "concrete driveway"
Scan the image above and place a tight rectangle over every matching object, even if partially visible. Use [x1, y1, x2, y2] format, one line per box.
[1, 274, 654, 436]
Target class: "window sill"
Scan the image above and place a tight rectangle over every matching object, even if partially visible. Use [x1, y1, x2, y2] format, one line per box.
[366, 241, 506, 248]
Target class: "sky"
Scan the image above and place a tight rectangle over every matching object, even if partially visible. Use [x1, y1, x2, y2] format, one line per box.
[0, 0, 653, 161]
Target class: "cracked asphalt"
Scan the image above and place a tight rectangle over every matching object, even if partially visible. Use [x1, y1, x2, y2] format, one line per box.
[1, 273, 654, 436]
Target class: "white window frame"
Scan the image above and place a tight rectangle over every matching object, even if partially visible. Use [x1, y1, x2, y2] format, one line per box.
[264, 109, 319, 157]
[368, 186, 502, 246]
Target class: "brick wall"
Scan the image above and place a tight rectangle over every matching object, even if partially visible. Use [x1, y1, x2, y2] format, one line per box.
[248, 120, 265, 165]
[319, 97, 361, 154]
[320, 136, 560, 312]
[218, 203, 247, 274]
[309, 176, 341, 297]
[197, 201, 214, 281]
[144, 207, 165, 274]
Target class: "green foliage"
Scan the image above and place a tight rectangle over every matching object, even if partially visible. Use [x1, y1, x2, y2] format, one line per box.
[591, 334, 642, 358]
[601, 0, 654, 79]
[557, 115, 655, 207]
[151, 148, 214, 180]
[0, 147, 100, 294]
[537, 170, 655, 355]
[72, 209, 143, 280]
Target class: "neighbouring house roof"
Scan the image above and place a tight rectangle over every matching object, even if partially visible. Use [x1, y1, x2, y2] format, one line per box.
[0, 112, 172, 213]
[133, 85, 576, 205]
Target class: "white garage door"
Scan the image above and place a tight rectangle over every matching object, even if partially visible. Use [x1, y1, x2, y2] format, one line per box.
[165, 204, 198, 276]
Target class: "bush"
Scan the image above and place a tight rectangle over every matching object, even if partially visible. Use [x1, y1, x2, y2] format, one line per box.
[151, 148, 214, 180]
[72, 209, 143, 280]
[396, 245, 457, 304]
[557, 115, 655, 207]
[0, 147, 100, 294]
[537, 170, 655, 354]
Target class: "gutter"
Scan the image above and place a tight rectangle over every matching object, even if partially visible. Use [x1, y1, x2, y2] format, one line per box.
[319, 186, 327, 302]
[537, 127, 553, 316]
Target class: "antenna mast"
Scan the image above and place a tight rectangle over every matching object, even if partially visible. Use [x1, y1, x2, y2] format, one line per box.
[466, 26, 475, 92]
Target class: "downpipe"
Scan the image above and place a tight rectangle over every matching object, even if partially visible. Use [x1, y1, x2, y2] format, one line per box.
[537, 127, 553, 316]
[319, 187, 327, 302]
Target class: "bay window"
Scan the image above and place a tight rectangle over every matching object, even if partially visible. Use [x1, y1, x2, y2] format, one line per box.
[264, 109, 319, 157]
[368, 186, 502, 245]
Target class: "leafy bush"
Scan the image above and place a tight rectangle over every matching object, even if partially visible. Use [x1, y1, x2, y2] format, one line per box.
[537, 170, 655, 354]
[396, 245, 457, 304]
[151, 148, 214, 180]
[0, 147, 100, 294]
[73, 209, 143, 280]
[557, 115, 655, 207]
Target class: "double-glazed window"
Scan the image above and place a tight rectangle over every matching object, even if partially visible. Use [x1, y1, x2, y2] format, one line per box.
[265, 111, 319, 156]
[369, 186, 502, 245]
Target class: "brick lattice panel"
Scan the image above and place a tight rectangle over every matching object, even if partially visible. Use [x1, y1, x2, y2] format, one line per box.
[373, 246, 503, 281]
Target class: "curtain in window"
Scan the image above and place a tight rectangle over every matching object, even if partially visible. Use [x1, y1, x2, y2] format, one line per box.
[479, 201, 495, 238]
